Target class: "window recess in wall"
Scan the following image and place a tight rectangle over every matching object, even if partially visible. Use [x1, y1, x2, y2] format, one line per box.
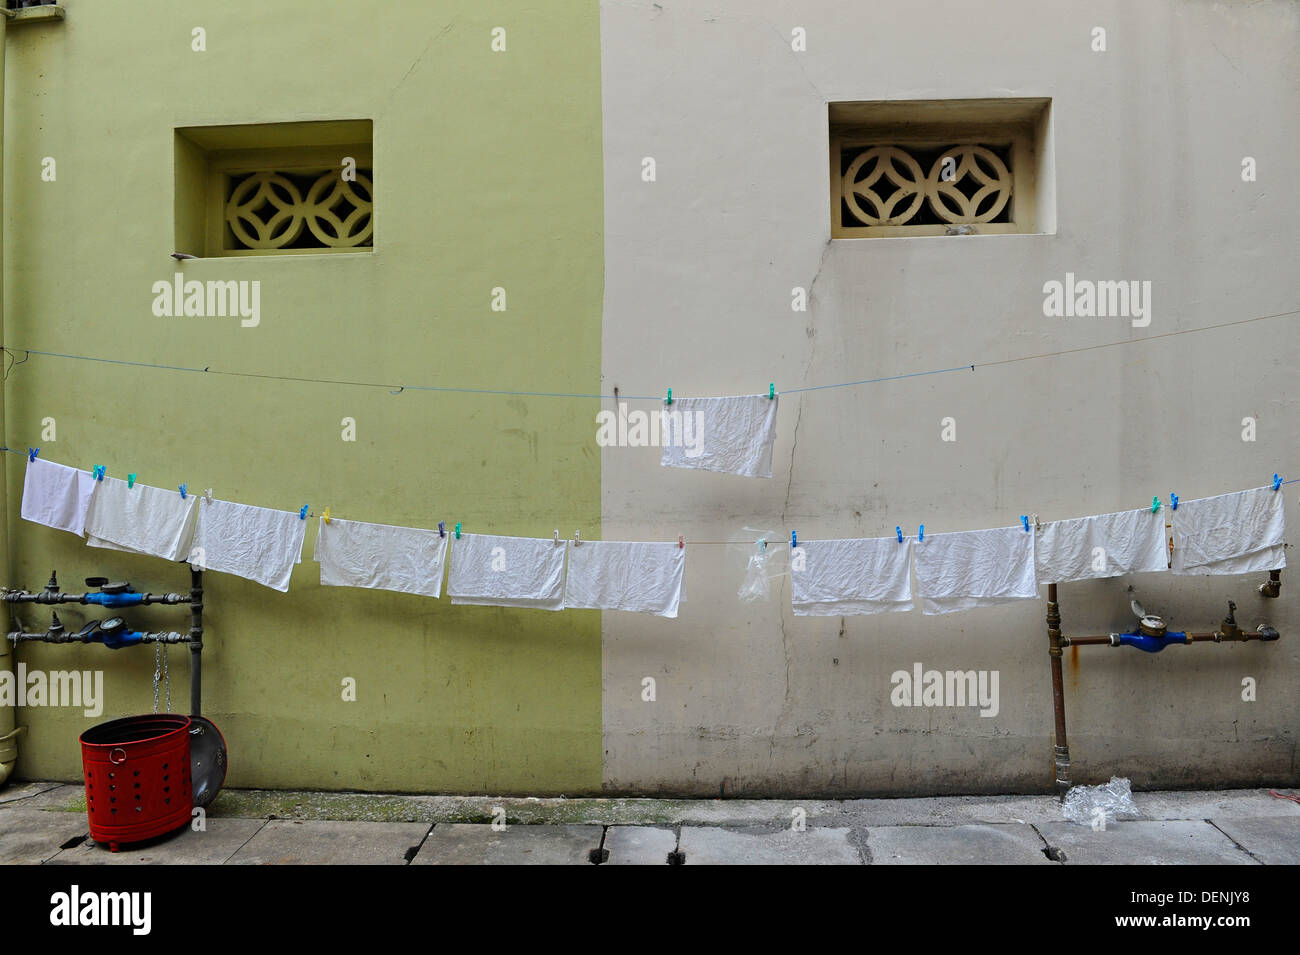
[174, 120, 374, 257]
[829, 98, 1054, 238]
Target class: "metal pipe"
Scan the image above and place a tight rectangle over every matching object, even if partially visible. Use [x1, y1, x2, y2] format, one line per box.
[1, 589, 189, 605]
[189, 568, 203, 717]
[0, 6, 17, 789]
[6, 630, 190, 645]
[1045, 583, 1070, 799]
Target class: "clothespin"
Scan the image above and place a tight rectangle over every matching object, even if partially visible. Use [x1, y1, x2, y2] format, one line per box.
[455, 522, 462, 540]
[299, 505, 308, 520]
[918, 524, 925, 542]
[573, 529, 581, 546]
[127, 473, 137, 489]
[1151, 496, 1161, 513]
[204, 488, 213, 504]
[896, 526, 903, 543]
[438, 521, 446, 538]
[1170, 492, 1178, 511]
[554, 529, 560, 545]
[27, 448, 38, 462]
[790, 530, 797, 549]
[665, 387, 672, 406]
[178, 483, 187, 500]
[678, 535, 684, 550]
[1020, 515, 1029, 532]
[92, 465, 105, 481]
[1033, 514, 1041, 531]
[323, 507, 331, 525]
[1273, 474, 1282, 491]
[769, 383, 775, 400]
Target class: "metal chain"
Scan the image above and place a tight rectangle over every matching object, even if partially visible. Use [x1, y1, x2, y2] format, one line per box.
[162, 641, 172, 713]
[152, 642, 161, 714]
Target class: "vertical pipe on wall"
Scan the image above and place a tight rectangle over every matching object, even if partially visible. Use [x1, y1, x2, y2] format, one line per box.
[1046, 583, 1070, 799]
[0, 7, 20, 787]
[189, 568, 203, 717]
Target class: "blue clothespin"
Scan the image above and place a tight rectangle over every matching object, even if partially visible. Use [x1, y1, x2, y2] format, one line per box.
[27, 448, 39, 462]
[791, 530, 797, 549]
[127, 473, 137, 489]
[438, 521, 446, 538]
[769, 383, 775, 400]
[918, 524, 925, 542]
[1273, 474, 1282, 491]
[299, 505, 308, 520]
[1170, 492, 1178, 511]
[665, 387, 672, 406]
[92, 465, 105, 482]
[455, 522, 462, 539]
[179, 483, 187, 500]
[1151, 496, 1161, 513]
[1020, 515, 1029, 532]
[896, 526, 903, 543]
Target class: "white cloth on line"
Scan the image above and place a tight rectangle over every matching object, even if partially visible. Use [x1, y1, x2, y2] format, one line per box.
[83, 476, 200, 561]
[1171, 486, 1286, 575]
[313, 516, 450, 598]
[563, 540, 684, 617]
[190, 498, 307, 592]
[447, 533, 567, 610]
[791, 536, 914, 615]
[1035, 507, 1169, 584]
[660, 395, 779, 479]
[913, 526, 1038, 615]
[21, 456, 95, 537]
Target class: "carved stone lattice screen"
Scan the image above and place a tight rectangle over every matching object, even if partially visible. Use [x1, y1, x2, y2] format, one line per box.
[224, 169, 374, 251]
[838, 144, 1012, 231]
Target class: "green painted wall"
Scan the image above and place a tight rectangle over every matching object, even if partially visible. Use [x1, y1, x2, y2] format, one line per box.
[3, 0, 604, 792]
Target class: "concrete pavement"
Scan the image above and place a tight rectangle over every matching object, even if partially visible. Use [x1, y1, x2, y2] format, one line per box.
[2, 781, 1297, 864]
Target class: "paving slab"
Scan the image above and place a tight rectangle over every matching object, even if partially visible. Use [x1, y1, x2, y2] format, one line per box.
[603, 825, 677, 865]
[0, 807, 91, 864]
[1210, 816, 1300, 865]
[0, 783, 84, 811]
[1037, 820, 1259, 865]
[1133, 789, 1300, 821]
[226, 819, 430, 865]
[678, 826, 863, 864]
[0, 780, 64, 805]
[866, 823, 1054, 865]
[46, 817, 267, 865]
[412, 824, 602, 865]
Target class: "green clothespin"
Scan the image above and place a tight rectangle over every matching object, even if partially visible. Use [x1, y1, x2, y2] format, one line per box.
[665, 387, 672, 406]
[127, 473, 137, 489]
[1151, 496, 1160, 513]
[769, 383, 775, 400]
[454, 522, 462, 540]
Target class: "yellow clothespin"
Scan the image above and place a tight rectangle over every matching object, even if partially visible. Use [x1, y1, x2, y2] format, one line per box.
[323, 507, 332, 524]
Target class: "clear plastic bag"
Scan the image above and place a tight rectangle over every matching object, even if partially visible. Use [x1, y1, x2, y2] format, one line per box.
[738, 539, 773, 602]
[1062, 776, 1141, 828]
[730, 528, 782, 603]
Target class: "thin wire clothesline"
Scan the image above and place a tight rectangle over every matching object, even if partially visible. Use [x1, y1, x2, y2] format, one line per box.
[3, 305, 1296, 399]
[3, 444, 1294, 547]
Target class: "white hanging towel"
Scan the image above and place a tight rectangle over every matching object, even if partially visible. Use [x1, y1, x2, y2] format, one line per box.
[1035, 507, 1169, 584]
[313, 516, 450, 598]
[21, 457, 95, 537]
[189, 498, 307, 592]
[83, 476, 200, 562]
[1171, 486, 1286, 575]
[564, 540, 685, 617]
[447, 533, 567, 610]
[791, 537, 914, 615]
[914, 526, 1038, 615]
[660, 395, 778, 479]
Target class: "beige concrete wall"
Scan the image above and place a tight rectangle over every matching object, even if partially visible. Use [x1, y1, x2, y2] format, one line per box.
[597, 0, 1300, 795]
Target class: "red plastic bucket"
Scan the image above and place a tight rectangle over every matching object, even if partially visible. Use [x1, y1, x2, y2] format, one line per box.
[80, 714, 193, 851]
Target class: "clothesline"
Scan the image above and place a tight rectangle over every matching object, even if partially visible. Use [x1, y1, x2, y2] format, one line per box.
[13, 452, 1289, 619]
[3, 304, 1296, 400]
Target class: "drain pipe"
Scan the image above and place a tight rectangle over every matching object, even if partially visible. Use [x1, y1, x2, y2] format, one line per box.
[0, 5, 20, 789]
[1045, 583, 1070, 800]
